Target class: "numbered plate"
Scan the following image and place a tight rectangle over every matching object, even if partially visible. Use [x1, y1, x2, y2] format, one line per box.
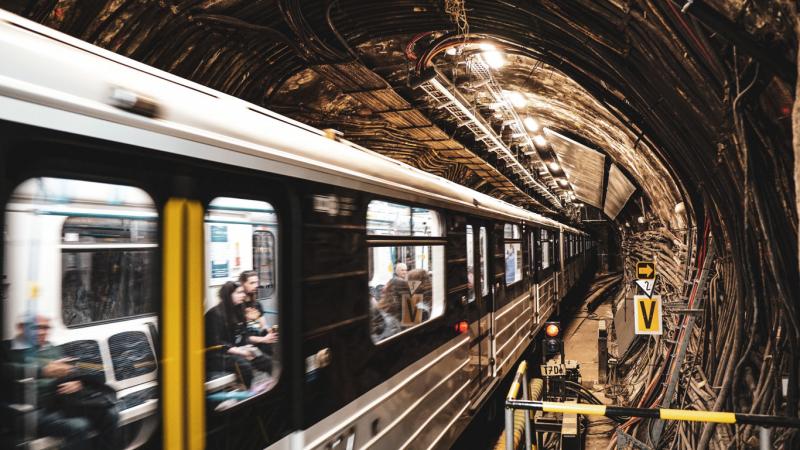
[540, 364, 566, 377]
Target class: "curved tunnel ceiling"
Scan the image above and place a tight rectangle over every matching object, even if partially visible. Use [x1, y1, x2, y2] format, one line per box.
[3, 2, 800, 446]
[2, 1, 795, 234]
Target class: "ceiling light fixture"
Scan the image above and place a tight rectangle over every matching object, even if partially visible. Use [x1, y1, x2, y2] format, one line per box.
[421, 77, 559, 207]
[523, 116, 540, 132]
[548, 161, 560, 171]
[557, 178, 569, 187]
[533, 135, 547, 147]
[414, 54, 562, 209]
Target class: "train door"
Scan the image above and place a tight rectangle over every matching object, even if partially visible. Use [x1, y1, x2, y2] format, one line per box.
[465, 220, 494, 402]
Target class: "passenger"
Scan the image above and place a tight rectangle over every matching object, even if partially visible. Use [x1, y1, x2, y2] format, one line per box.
[406, 269, 432, 322]
[369, 284, 401, 341]
[205, 282, 271, 388]
[1, 315, 119, 449]
[238, 270, 278, 354]
[379, 263, 410, 321]
[238, 270, 262, 308]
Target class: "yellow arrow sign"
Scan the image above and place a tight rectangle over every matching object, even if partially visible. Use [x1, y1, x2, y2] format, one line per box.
[637, 262, 655, 279]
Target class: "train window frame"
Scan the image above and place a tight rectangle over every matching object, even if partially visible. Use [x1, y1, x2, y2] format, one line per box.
[252, 229, 277, 299]
[61, 215, 159, 328]
[366, 199, 446, 344]
[203, 196, 281, 406]
[5, 177, 161, 329]
[503, 224, 523, 287]
[540, 228, 551, 271]
[3, 175, 163, 449]
[480, 226, 489, 297]
[568, 234, 574, 259]
[529, 227, 537, 280]
[466, 224, 475, 303]
[553, 230, 560, 267]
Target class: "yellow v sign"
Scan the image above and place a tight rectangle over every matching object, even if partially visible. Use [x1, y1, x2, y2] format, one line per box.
[634, 295, 662, 335]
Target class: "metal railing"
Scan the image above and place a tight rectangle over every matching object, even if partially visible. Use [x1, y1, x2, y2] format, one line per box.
[504, 361, 532, 450]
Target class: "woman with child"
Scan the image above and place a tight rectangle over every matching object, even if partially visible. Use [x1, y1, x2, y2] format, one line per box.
[205, 281, 272, 388]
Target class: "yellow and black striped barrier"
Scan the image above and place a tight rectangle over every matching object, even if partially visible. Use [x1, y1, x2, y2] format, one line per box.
[505, 399, 800, 428]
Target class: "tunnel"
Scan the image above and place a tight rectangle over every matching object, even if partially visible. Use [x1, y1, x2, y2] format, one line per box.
[0, 1, 798, 449]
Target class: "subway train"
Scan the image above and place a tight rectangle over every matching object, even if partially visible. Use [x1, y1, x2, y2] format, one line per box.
[0, 10, 595, 450]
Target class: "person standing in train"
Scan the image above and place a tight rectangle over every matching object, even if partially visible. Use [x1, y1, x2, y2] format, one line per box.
[380, 262, 410, 322]
[406, 268, 432, 323]
[205, 282, 272, 388]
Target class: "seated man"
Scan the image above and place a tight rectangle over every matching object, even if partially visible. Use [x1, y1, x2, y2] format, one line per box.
[1, 315, 119, 449]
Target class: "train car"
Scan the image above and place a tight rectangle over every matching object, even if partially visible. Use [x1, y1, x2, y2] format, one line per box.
[0, 10, 594, 450]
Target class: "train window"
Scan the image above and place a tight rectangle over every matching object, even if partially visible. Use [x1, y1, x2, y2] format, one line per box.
[553, 232, 560, 267]
[480, 226, 489, 296]
[568, 234, 573, 258]
[204, 197, 280, 408]
[466, 225, 475, 302]
[540, 229, 551, 270]
[62, 217, 157, 326]
[3, 177, 160, 448]
[367, 200, 442, 237]
[529, 229, 537, 273]
[253, 230, 276, 298]
[367, 201, 445, 343]
[504, 224, 522, 285]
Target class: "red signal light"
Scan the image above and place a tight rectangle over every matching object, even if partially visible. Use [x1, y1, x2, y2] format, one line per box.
[455, 321, 469, 334]
[545, 324, 560, 337]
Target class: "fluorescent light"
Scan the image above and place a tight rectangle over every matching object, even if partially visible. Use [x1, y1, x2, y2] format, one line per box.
[523, 116, 540, 132]
[533, 135, 547, 147]
[506, 91, 525, 108]
[548, 161, 560, 171]
[423, 77, 561, 208]
[482, 50, 505, 69]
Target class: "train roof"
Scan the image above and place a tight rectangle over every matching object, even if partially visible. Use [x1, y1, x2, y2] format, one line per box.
[0, 10, 584, 235]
